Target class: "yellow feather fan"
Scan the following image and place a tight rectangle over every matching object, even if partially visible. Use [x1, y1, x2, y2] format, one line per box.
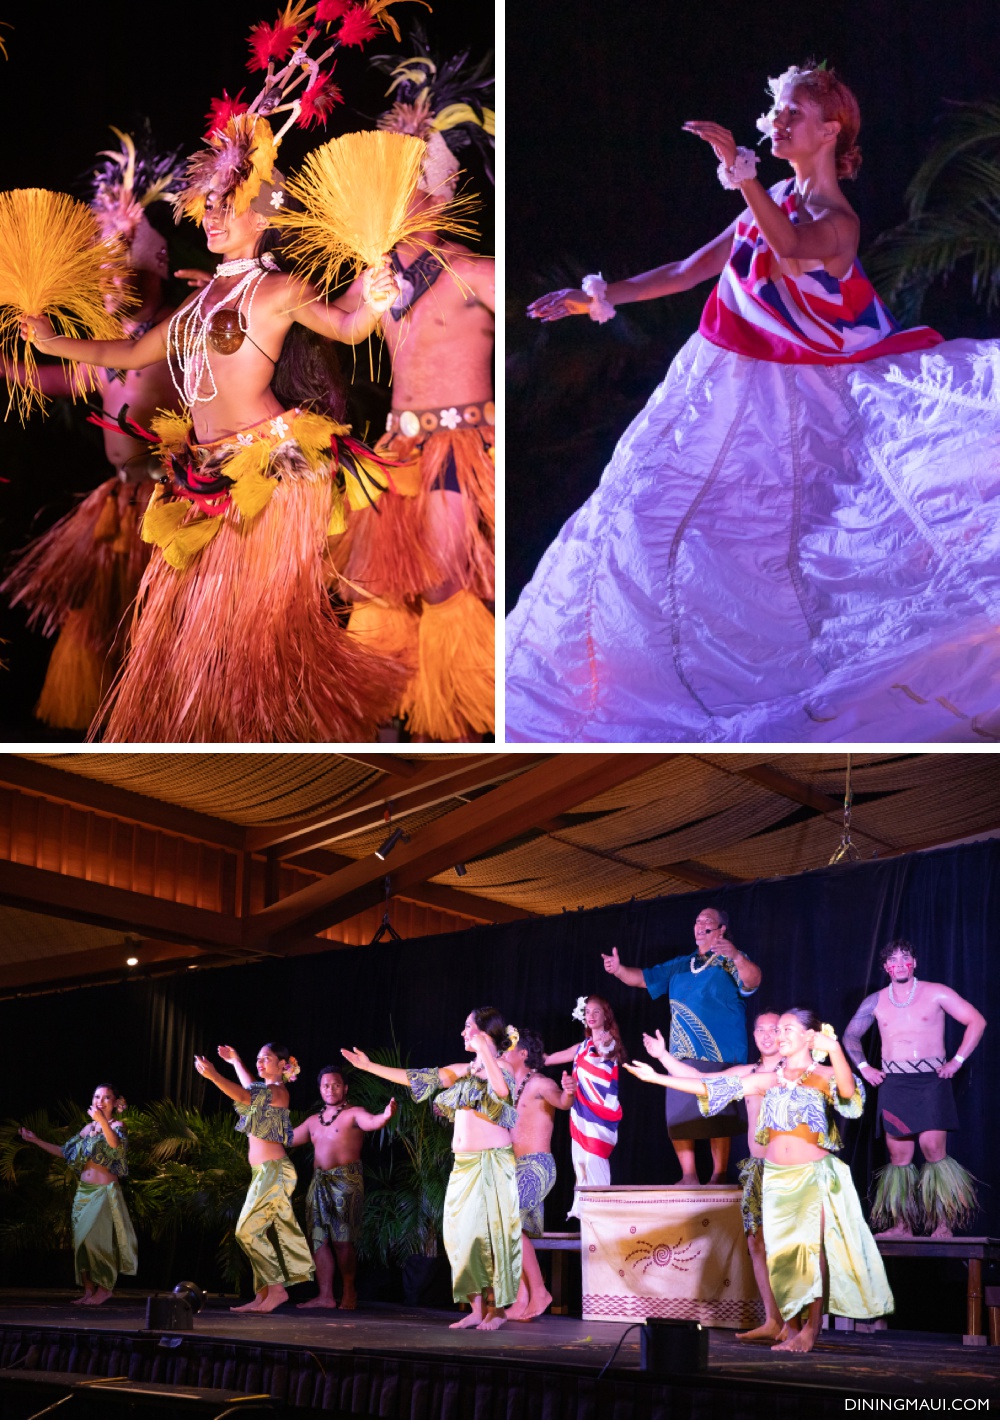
[0, 188, 130, 421]
[272, 130, 477, 291]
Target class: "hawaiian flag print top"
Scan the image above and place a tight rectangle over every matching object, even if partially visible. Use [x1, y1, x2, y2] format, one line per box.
[699, 179, 942, 365]
[569, 1039, 622, 1160]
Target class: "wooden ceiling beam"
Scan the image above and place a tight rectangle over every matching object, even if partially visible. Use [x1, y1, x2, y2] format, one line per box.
[723, 763, 898, 851]
[246, 755, 539, 854]
[395, 880, 539, 924]
[337, 754, 422, 778]
[0, 859, 247, 953]
[0, 755, 245, 849]
[0, 937, 204, 993]
[244, 754, 671, 947]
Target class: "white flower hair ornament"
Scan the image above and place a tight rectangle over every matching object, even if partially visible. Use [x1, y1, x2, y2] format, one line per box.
[506, 1026, 520, 1050]
[756, 64, 814, 144]
[572, 995, 588, 1024]
[282, 1056, 301, 1083]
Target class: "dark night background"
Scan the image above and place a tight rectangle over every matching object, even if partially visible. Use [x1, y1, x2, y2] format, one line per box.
[506, 0, 1000, 611]
[0, 0, 493, 739]
[1, 836, 996, 1331]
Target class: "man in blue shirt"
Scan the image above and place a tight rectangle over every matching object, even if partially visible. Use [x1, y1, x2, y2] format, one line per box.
[603, 908, 761, 1184]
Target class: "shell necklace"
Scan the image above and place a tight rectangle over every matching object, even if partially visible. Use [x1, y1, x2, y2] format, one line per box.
[513, 1070, 536, 1108]
[889, 975, 918, 1008]
[167, 251, 279, 407]
[690, 951, 718, 974]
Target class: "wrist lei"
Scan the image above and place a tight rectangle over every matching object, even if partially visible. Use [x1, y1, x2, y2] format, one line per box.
[954, 1053, 965, 1065]
[718, 146, 759, 190]
[856, 1058, 869, 1070]
[582, 273, 616, 323]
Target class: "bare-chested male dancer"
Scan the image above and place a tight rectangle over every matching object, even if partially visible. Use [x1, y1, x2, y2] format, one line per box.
[844, 940, 985, 1237]
[501, 1028, 573, 1321]
[292, 1065, 396, 1311]
[342, 35, 495, 742]
[645, 1011, 785, 1341]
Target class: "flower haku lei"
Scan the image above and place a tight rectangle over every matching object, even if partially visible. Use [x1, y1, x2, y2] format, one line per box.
[283, 1056, 301, 1082]
[755, 63, 812, 144]
[572, 995, 588, 1024]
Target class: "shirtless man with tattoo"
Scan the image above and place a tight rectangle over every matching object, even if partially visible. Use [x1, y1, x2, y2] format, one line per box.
[844, 940, 985, 1237]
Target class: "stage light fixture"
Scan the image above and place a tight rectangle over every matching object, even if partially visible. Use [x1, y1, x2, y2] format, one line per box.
[375, 827, 410, 860]
[640, 1317, 707, 1374]
[144, 1280, 204, 1332]
[454, 862, 467, 877]
[126, 956, 139, 967]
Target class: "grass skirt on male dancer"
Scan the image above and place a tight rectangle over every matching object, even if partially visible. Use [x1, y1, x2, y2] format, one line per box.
[340, 418, 495, 740]
[443, 1147, 521, 1307]
[763, 1155, 893, 1321]
[2, 475, 154, 729]
[91, 409, 405, 743]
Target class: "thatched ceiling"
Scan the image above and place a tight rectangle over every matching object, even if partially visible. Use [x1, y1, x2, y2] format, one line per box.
[1, 751, 998, 996]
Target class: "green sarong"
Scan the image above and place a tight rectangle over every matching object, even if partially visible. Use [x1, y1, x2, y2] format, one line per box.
[763, 1156, 894, 1321]
[71, 1180, 138, 1291]
[305, 1161, 364, 1248]
[235, 1156, 315, 1292]
[443, 1147, 521, 1309]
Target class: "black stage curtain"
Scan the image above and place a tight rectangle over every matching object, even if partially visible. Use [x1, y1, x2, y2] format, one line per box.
[4, 837, 997, 1237]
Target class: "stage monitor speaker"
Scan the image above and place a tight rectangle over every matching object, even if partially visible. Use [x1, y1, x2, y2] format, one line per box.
[640, 1317, 708, 1373]
[145, 1293, 194, 1330]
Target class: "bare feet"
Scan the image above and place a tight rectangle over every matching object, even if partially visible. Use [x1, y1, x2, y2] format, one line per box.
[477, 1307, 507, 1331]
[231, 1293, 265, 1313]
[83, 1287, 112, 1306]
[297, 1295, 337, 1309]
[736, 1319, 785, 1342]
[668, 1176, 700, 1188]
[772, 1327, 817, 1353]
[707, 1173, 727, 1185]
[72, 1291, 94, 1306]
[930, 1222, 954, 1239]
[339, 1288, 357, 1312]
[874, 1222, 914, 1239]
[450, 1303, 484, 1330]
[521, 1287, 553, 1321]
[256, 1284, 289, 1314]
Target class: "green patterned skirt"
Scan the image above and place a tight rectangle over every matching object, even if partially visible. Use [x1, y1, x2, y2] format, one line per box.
[305, 1161, 364, 1248]
[443, 1147, 521, 1308]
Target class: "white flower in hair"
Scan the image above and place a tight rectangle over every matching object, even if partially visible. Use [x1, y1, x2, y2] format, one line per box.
[571, 995, 588, 1024]
[757, 65, 812, 143]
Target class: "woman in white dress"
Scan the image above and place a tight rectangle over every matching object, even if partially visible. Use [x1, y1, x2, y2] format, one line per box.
[506, 64, 1000, 743]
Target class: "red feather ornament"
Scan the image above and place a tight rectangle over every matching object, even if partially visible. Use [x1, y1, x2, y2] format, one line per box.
[247, 19, 301, 72]
[336, 6, 379, 48]
[315, 0, 351, 20]
[204, 89, 249, 140]
[296, 72, 344, 129]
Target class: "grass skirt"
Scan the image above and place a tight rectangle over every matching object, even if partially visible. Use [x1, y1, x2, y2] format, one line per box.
[93, 424, 405, 743]
[763, 1155, 894, 1321]
[2, 476, 152, 729]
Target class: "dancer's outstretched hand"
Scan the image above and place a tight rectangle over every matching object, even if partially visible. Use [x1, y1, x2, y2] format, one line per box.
[623, 1060, 661, 1083]
[682, 121, 738, 168]
[20, 312, 57, 346]
[527, 288, 592, 322]
[342, 1046, 371, 1071]
[643, 1029, 667, 1061]
[217, 1045, 238, 1063]
[601, 945, 621, 977]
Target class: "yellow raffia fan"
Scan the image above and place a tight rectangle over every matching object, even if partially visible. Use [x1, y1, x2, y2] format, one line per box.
[271, 129, 478, 291]
[0, 188, 131, 421]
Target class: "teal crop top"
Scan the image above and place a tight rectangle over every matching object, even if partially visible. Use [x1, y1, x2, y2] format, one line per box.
[699, 1071, 864, 1153]
[62, 1122, 128, 1178]
[407, 1064, 518, 1131]
[234, 1082, 293, 1147]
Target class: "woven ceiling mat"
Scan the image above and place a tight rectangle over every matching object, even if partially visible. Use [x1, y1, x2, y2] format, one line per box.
[434, 835, 663, 910]
[26, 754, 378, 825]
[567, 762, 773, 844]
[0, 907, 125, 965]
[802, 754, 997, 796]
[699, 816, 895, 880]
[619, 794, 801, 868]
[823, 766, 1000, 844]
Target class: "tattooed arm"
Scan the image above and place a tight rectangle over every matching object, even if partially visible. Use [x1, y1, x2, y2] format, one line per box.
[844, 992, 883, 1086]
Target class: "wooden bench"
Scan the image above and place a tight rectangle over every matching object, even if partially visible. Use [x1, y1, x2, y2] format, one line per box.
[531, 1233, 581, 1315]
[875, 1236, 1000, 1345]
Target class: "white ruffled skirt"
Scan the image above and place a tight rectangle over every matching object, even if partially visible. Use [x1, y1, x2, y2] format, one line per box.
[505, 333, 1000, 742]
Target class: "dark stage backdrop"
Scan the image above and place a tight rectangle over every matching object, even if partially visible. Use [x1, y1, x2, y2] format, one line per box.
[0, 0, 493, 738]
[507, 0, 1000, 607]
[3, 837, 997, 1248]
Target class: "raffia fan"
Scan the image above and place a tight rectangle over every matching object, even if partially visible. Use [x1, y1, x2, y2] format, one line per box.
[0, 189, 130, 421]
[272, 130, 477, 290]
